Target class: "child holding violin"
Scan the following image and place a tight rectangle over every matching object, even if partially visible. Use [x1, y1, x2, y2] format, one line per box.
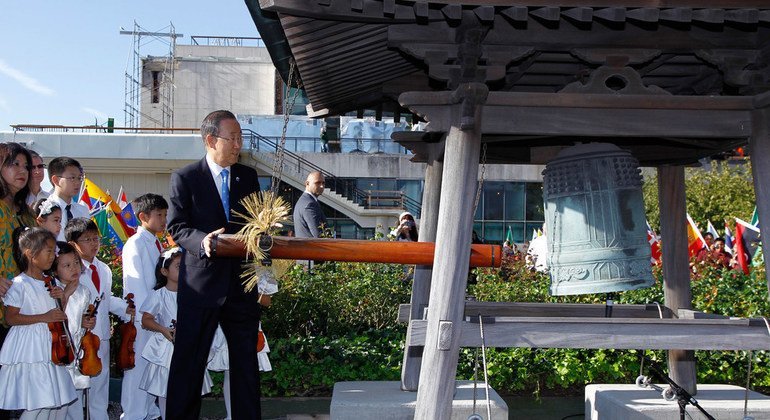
[139, 248, 211, 419]
[54, 241, 97, 420]
[120, 193, 167, 420]
[0, 227, 77, 417]
[66, 218, 132, 420]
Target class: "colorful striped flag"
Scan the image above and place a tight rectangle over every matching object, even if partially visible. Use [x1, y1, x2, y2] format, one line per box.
[646, 221, 662, 265]
[83, 178, 135, 248]
[734, 218, 761, 275]
[686, 213, 707, 257]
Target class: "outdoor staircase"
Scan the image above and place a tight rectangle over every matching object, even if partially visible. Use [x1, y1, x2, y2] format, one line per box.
[242, 130, 413, 229]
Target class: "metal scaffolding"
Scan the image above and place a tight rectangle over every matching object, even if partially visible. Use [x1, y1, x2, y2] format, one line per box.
[120, 21, 182, 130]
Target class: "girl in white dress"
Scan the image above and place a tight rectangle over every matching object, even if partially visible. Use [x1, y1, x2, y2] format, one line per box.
[138, 248, 211, 418]
[207, 270, 274, 420]
[0, 227, 77, 419]
[54, 241, 96, 420]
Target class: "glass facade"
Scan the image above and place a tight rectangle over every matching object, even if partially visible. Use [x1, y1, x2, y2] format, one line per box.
[473, 181, 544, 244]
[259, 176, 543, 242]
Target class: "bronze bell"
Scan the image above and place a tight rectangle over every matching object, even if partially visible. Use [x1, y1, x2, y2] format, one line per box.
[542, 143, 654, 296]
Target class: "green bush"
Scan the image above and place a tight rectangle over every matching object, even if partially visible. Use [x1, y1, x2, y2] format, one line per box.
[262, 261, 412, 338]
[643, 160, 756, 231]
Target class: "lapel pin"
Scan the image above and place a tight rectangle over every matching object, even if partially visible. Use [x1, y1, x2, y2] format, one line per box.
[235, 176, 240, 182]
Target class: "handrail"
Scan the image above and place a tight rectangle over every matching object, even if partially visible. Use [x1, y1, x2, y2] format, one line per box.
[11, 124, 200, 134]
[243, 129, 421, 217]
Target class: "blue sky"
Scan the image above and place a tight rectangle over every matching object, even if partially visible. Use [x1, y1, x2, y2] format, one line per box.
[0, 1, 261, 131]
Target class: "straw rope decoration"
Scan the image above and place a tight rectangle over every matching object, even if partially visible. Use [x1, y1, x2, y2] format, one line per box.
[232, 191, 294, 293]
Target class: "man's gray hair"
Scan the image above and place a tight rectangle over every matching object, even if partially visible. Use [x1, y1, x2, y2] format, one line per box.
[201, 110, 237, 140]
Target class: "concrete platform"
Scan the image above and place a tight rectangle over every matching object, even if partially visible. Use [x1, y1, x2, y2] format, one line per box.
[586, 384, 770, 420]
[330, 381, 508, 419]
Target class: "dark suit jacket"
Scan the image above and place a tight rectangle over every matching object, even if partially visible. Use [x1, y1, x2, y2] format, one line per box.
[168, 158, 261, 307]
[293, 191, 327, 238]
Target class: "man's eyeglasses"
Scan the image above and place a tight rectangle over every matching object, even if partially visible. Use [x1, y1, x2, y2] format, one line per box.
[77, 237, 100, 244]
[61, 175, 85, 182]
[217, 136, 244, 145]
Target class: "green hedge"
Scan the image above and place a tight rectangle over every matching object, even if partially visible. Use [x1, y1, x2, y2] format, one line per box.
[258, 259, 770, 397]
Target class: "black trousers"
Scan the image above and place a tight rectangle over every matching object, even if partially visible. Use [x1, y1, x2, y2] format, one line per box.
[165, 290, 262, 420]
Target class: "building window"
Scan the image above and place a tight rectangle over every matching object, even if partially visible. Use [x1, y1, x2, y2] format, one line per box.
[151, 71, 160, 104]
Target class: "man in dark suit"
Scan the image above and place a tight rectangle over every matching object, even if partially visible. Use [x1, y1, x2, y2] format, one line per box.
[293, 170, 327, 238]
[166, 110, 264, 419]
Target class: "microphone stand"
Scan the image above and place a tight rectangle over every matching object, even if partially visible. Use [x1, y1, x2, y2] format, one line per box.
[643, 357, 715, 420]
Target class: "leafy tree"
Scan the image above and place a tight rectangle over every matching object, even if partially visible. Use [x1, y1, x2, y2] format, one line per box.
[643, 159, 756, 232]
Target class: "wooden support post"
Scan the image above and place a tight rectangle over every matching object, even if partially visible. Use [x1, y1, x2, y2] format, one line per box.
[657, 166, 697, 395]
[402, 141, 444, 391]
[415, 83, 487, 419]
[750, 108, 770, 299]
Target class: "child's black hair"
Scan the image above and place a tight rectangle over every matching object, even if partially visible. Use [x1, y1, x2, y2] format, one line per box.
[47, 156, 83, 178]
[133, 193, 168, 218]
[12, 227, 56, 273]
[51, 241, 81, 278]
[154, 247, 183, 290]
[32, 198, 61, 219]
[64, 217, 99, 243]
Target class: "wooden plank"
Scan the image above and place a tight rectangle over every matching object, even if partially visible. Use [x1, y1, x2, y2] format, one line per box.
[406, 319, 770, 351]
[398, 302, 675, 323]
[401, 91, 754, 111]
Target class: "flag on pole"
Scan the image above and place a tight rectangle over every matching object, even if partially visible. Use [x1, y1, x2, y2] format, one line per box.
[734, 217, 761, 275]
[646, 221, 662, 265]
[751, 207, 759, 227]
[723, 223, 734, 252]
[83, 178, 135, 243]
[686, 213, 707, 257]
[79, 188, 94, 210]
[531, 228, 538, 241]
[505, 226, 513, 244]
[706, 220, 719, 239]
[117, 187, 129, 209]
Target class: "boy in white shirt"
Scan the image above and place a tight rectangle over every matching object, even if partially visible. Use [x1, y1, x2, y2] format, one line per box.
[47, 157, 89, 241]
[120, 193, 168, 420]
[67, 218, 134, 420]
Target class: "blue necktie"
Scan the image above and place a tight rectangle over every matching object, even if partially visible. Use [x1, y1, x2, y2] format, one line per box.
[220, 169, 230, 221]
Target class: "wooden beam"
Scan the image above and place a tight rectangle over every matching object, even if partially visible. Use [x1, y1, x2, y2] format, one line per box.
[414, 83, 487, 420]
[658, 166, 697, 395]
[750, 108, 770, 300]
[406, 318, 770, 350]
[401, 141, 444, 392]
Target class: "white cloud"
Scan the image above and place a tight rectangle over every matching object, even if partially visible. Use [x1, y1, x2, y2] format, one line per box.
[81, 107, 108, 123]
[0, 59, 55, 96]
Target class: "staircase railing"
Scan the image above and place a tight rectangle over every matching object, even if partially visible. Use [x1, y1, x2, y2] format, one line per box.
[243, 129, 421, 217]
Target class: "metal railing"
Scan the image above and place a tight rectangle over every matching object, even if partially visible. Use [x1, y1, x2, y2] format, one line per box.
[244, 129, 421, 216]
[190, 36, 265, 47]
[250, 135, 410, 155]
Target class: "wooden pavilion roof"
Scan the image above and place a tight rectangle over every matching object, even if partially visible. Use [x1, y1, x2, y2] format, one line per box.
[247, 1, 770, 165]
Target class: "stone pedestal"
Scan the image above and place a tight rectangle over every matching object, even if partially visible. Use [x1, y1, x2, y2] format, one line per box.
[586, 384, 770, 420]
[331, 381, 508, 420]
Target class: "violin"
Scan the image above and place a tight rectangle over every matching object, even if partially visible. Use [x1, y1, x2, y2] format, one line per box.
[43, 276, 76, 366]
[116, 293, 137, 371]
[257, 330, 266, 353]
[78, 302, 102, 377]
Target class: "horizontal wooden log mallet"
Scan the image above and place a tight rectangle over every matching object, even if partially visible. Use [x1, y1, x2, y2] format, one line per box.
[215, 234, 502, 268]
